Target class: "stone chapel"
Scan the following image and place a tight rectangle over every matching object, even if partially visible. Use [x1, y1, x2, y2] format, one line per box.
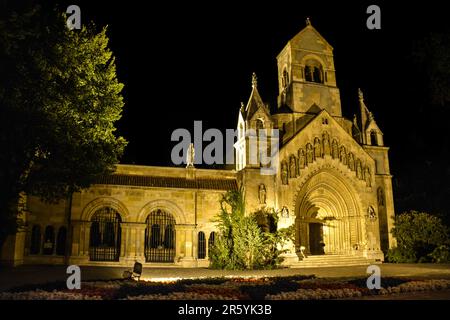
[1, 20, 396, 268]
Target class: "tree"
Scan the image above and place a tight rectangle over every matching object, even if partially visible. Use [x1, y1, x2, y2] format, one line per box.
[387, 211, 450, 263]
[209, 189, 290, 270]
[0, 3, 127, 248]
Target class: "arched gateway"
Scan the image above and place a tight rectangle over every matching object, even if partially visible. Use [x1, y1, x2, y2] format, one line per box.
[295, 170, 365, 256]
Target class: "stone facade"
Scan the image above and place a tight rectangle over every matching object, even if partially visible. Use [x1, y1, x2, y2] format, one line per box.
[1, 21, 396, 267]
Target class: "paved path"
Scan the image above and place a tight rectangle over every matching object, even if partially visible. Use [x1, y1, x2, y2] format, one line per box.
[1, 263, 450, 291]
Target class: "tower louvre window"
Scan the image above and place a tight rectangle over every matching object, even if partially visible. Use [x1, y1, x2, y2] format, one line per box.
[305, 59, 324, 84]
[370, 130, 378, 146]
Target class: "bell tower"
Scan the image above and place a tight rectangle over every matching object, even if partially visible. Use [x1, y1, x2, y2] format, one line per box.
[277, 18, 342, 117]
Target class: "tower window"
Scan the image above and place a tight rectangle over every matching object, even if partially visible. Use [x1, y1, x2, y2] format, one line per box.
[305, 66, 313, 82]
[282, 68, 289, 89]
[256, 119, 264, 130]
[304, 59, 324, 84]
[370, 130, 378, 146]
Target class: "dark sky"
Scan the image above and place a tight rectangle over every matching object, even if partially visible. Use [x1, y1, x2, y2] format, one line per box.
[51, 0, 449, 215]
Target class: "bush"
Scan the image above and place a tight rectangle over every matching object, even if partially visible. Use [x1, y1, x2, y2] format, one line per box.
[428, 245, 450, 263]
[387, 211, 450, 263]
[209, 190, 289, 270]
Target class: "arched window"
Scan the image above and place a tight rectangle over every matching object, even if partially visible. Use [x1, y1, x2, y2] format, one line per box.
[56, 226, 67, 256]
[42, 226, 55, 255]
[370, 130, 378, 146]
[145, 209, 176, 262]
[305, 65, 313, 82]
[282, 68, 289, 89]
[256, 118, 264, 130]
[198, 231, 206, 259]
[304, 59, 324, 84]
[313, 66, 323, 84]
[89, 207, 122, 262]
[30, 225, 41, 255]
[208, 232, 216, 257]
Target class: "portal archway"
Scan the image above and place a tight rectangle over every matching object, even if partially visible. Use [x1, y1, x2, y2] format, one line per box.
[295, 169, 364, 256]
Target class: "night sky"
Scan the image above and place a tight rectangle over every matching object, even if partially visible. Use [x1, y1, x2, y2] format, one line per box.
[50, 1, 450, 216]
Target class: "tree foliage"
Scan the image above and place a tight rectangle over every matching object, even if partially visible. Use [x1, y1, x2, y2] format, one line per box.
[209, 190, 290, 270]
[387, 211, 450, 263]
[0, 4, 126, 246]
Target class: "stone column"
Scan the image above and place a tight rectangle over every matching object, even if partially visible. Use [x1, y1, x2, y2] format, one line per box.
[82, 221, 91, 257]
[175, 227, 182, 263]
[177, 224, 196, 267]
[71, 222, 81, 257]
[120, 223, 131, 263]
[135, 224, 146, 263]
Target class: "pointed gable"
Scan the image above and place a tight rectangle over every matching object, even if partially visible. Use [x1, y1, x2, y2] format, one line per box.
[243, 73, 271, 121]
[289, 22, 333, 53]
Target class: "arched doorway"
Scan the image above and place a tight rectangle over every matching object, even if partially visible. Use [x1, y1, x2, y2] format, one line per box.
[295, 170, 364, 256]
[309, 223, 325, 255]
[145, 209, 176, 262]
[89, 207, 122, 261]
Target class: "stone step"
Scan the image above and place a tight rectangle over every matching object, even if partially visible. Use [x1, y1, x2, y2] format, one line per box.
[290, 254, 375, 268]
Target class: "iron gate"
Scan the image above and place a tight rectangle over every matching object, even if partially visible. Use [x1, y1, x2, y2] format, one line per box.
[89, 207, 122, 261]
[145, 209, 175, 262]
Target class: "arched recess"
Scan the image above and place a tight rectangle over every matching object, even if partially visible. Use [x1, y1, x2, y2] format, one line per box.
[294, 169, 365, 256]
[137, 199, 186, 224]
[81, 197, 130, 222]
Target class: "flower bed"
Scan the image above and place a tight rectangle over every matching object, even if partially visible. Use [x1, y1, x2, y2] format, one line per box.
[1, 276, 450, 300]
[0, 289, 102, 300]
[266, 288, 362, 300]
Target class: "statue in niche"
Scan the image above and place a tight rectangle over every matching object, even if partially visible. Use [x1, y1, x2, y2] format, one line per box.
[348, 152, 355, 171]
[331, 140, 339, 159]
[314, 137, 322, 159]
[339, 146, 347, 164]
[298, 148, 306, 169]
[368, 206, 377, 220]
[289, 155, 297, 178]
[281, 162, 288, 185]
[258, 184, 267, 205]
[377, 187, 385, 206]
[356, 160, 362, 179]
[281, 206, 289, 218]
[322, 132, 331, 156]
[365, 167, 372, 187]
[306, 143, 314, 164]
